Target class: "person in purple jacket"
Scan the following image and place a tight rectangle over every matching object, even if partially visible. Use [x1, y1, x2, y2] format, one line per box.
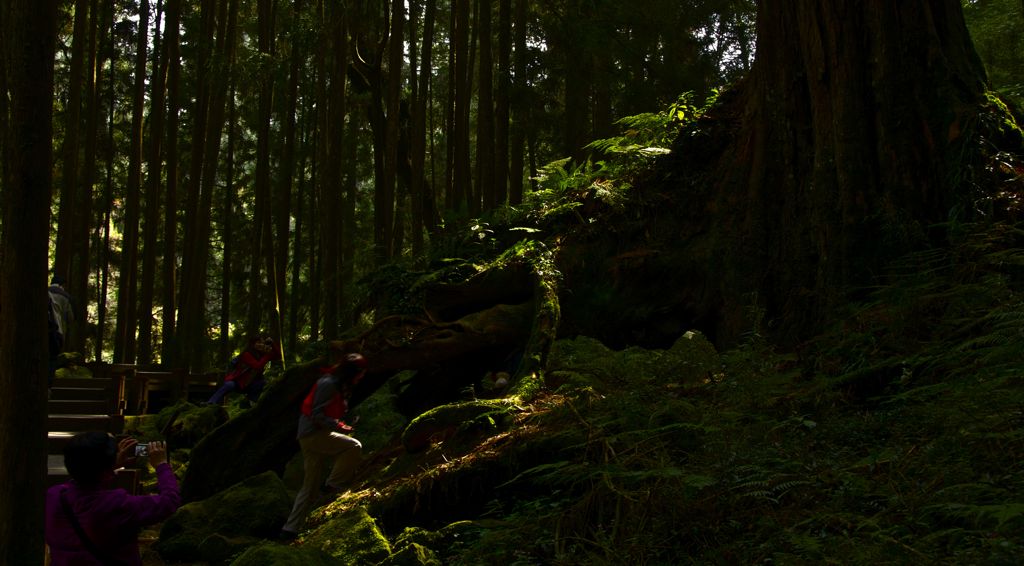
[45, 432, 180, 566]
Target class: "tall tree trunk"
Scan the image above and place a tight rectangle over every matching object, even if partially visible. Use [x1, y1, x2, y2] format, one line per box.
[679, 0, 989, 345]
[452, 0, 472, 215]
[71, 0, 102, 355]
[113, 0, 150, 363]
[95, 0, 117, 361]
[341, 99, 360, 322]
[220, 79, 237, 363]
[288, 93, 313, 352]
[180, 0, 235, 370]
[476, 0, 495, 211]
[137, 0, 166, 365]
[494, 0, 510, 208]
[508, 0, 526, 205]
[322, 0, 348, 336]
[251, 0, 277, 344]
[561, 0, 592, 163]
[0, 1, 57, 562]
[379, 0, 403, 262]
[161, 0, 182, 365]
[54, 0, 89, 288]
[310, 0, 327, 342]
[274, 0, 303, 351]
[410, 0, 438, 253]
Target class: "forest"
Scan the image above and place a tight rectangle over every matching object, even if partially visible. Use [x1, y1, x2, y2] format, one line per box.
[2, 0, 1024, 564]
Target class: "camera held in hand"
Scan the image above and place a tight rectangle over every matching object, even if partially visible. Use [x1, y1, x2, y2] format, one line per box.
[134, 443, 149, 457]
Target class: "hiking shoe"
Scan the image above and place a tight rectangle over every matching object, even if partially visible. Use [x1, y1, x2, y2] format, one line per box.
[278, 529, 298, 542]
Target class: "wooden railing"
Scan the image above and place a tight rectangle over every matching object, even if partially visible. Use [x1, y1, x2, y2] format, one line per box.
[82, 362, 225, 415]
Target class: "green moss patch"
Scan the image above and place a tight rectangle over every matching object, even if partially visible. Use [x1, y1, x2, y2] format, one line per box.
[156, 470, 292, 562]
[302, 507, 391, 565]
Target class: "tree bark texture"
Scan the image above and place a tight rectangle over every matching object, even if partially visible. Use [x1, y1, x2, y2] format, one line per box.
[114, 0, 150, 363]
[0, 1, 57, 563]
[675, 0, 989, 345]
[161, 0, 182, 365]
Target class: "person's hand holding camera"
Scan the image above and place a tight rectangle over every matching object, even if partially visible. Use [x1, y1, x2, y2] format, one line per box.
[115, 437, 139, 468]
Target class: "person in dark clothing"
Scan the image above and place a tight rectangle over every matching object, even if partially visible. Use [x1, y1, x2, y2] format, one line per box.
[47, 275, 74, 386]
[45, 432, 180, 566]
[280, 353, 367, 540]
[206, 334, 280, 407]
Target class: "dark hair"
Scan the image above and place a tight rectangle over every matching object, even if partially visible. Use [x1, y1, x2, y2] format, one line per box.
[51, 274, 66, 286]
[64, 431, 117, 486]
[325, 353, 367, 381]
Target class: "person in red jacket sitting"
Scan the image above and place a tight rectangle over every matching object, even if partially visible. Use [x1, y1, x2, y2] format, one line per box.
[45, 433, 180, 566]
[279, 352, 367, 540]
[206, 334, 280, 407]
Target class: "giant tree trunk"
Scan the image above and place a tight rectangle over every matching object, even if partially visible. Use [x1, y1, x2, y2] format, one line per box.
[0, 1, 57, 562]
[677, 0, 989, 346]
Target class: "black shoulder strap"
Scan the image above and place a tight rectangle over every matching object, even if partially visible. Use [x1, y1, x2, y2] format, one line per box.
[59, 487, 123, 566]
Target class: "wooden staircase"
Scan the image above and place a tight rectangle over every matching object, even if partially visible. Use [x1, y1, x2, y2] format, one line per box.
[46, 366, 128, 488]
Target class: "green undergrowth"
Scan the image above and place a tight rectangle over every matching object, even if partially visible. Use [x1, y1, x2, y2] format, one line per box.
[296, 222, 1024, 565]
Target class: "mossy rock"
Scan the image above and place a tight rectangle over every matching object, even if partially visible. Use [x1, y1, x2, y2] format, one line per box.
[229, 542, 337, 566]
[303, 507, 391, 565]
[547, 331, 718, 390]
[391, 520, 478, 560]
[401, 399, 512, 453]
[154, 401, 229, 448]
[155, 471, 292, 562]
[196, 532, 263, 563]
[379, 542, 441, 566]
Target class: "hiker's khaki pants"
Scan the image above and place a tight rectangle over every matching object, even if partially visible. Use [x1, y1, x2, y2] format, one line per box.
[282, 430, 361, 533]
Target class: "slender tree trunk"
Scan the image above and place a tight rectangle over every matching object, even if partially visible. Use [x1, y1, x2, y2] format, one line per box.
[341, 100, 360, 323]
[310, 0, 326, 342]
[0, 2, 57, 562]
[251, 0, 278, 343]
[476, 0, 495, 211]
[54, 0, 89, 286]
[288, 93, 312, 352]
[113, 0, 150, 363]
[444, 1, 456, 213]
[95, 0, 116, 361]
[453, 0, 472, 214]
[322, 0, 348, 336]
[411, 0, 438, 252]
[72, 0, 102, 355]
[137, 0, 166, 365]
[220, 79, 237, 363]
[274, 0, 303, 350]
[161, 0, 182, 365]
[494, 0, 511, 207]
[377, 0, 403, 262]
[509, 0, 527, 205]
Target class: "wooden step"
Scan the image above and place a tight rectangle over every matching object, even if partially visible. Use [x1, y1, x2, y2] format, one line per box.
[47, 431, 76, 453]
[50, 386, 111, 401]
[52, 377, 114, 389]
[49, 399, 110, 414]
[47, 414, 116, 432]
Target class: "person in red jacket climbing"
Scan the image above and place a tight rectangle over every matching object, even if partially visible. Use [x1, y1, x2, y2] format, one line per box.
[279, 352, 367, 540]
[206, 334, 280, 407]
